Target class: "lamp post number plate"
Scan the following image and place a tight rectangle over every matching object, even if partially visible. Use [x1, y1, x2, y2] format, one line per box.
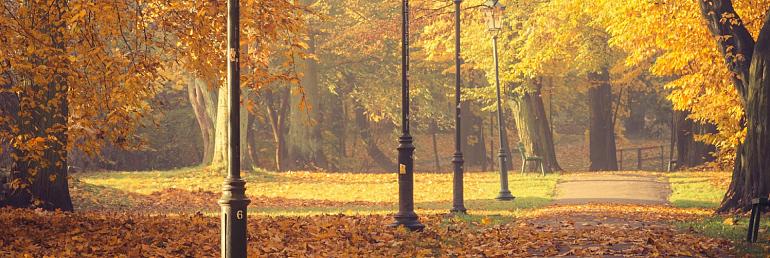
[399, 164, 406, 174]
[236, 210, 243, 220]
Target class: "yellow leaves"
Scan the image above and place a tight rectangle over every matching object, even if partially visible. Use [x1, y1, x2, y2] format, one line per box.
[722, 216, 738, 225]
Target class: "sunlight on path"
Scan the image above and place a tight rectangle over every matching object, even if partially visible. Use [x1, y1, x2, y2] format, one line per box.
[554, 172, 671, 205]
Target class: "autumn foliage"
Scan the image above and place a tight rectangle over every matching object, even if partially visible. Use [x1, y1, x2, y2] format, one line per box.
[0, 205, 733, 257]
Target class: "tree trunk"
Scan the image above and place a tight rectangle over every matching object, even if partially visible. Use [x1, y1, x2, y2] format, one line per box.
[699, 1, 770, 212]
[211, 84, 250, 172]
[246, 117, 258, 168]
[587, 70, 618, 171]
[509, 80, 562, 172]
[265, 87, 290, 171]
[718, 9, 770, 213]
[239, 91, 252, 170]
[287, 33, 326, 170]
[353, 103, 396, 171]
[673, 110, 716, 168]
[8, 1, 73, 211]
[211, 83, 229, 171]
[187, 78, 216, 165]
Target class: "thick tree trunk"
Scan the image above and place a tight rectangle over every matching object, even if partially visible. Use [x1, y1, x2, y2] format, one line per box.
[187, 78, 216, 165]
[211, 84, 229, 171]
[240, 91, 253, 169]
[353, 103, 396, 171]
[719, 10, 770, 212]
[587, 71, 618, 171]
[509, 80, 562, 172]
[673, 110, 716, 168]
[698, 1, 770, 212]
[287, 33, 326, 170]
[8, 1, 73, 211]
[211, 84, 251, 172]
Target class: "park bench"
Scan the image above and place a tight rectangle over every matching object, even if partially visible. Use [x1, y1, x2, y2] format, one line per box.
[747, 197, 768, 242]
[517, 143, 545, 176]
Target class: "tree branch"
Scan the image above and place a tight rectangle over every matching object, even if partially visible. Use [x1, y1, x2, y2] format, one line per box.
[699, 0, 756, 103]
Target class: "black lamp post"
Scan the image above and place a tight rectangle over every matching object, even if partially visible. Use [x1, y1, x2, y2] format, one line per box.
[219, 0, 250, 257]
[390, 0, 425, 231]
[450, 0, 467, 214]
[482, 0, 514, 201]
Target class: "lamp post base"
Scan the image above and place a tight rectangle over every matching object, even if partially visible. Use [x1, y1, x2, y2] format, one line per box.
[495, 191, 515, 201]
[219, 178, 250, 258]
[389, 212, 425, 231]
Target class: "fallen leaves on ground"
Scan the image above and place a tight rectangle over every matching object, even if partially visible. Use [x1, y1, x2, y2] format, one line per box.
[72, 183, 386, 214]
[0, 205, 734, 257]
[519, 204, 712, 222]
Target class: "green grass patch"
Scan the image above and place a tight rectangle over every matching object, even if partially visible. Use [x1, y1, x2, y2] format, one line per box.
[74, 167, 559, 216]
[665, 171, 730, 208]
[676, 215, 770, 255]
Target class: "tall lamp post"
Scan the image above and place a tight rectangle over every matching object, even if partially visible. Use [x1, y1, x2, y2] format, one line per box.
[482, 0, 514, 201]
[450, 0, 467, 214]
[390, 0, 425, 231]
[219, 0, 250, 257]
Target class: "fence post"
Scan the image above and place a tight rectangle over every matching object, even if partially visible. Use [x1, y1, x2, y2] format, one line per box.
[619, 149, 623, 170]
[659, 145, 664, 171]
[636, 148, 642, 170]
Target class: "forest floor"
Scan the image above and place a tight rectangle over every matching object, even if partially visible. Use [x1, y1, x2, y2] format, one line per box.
[2, 169, 769, 256]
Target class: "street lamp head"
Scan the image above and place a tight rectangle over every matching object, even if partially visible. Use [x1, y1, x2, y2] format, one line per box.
[482, 0, 505, 32]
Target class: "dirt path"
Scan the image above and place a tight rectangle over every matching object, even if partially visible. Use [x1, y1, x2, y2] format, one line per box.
[554, 172, 671, 205]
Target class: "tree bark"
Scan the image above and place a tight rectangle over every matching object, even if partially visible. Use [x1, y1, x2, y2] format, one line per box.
[509, 79, 562, 172]
[698, 1, 770, 212]
[287, 32, 326, 170]
[211, 83, 229, 171]
[721, 11, 770, 213]
[353, 103, 396, 171]
[187, 78, 216, 165]
[265, 87, 290, 171]
[673, 110, 716, 168]
[8, 0, 73, 211]
[211, 83, 251, 172]
[587, 70, 618, 171]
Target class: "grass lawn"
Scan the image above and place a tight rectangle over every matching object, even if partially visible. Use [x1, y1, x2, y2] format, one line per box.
[666, 171, 730, 208]
[666, 171, 770, 254]
[72, 167, 559, 216]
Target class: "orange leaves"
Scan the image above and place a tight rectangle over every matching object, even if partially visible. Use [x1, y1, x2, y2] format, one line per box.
[0, 203, 737, 257]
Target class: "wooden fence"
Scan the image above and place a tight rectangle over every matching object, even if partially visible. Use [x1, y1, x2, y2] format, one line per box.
[617, 145, 667, 171]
